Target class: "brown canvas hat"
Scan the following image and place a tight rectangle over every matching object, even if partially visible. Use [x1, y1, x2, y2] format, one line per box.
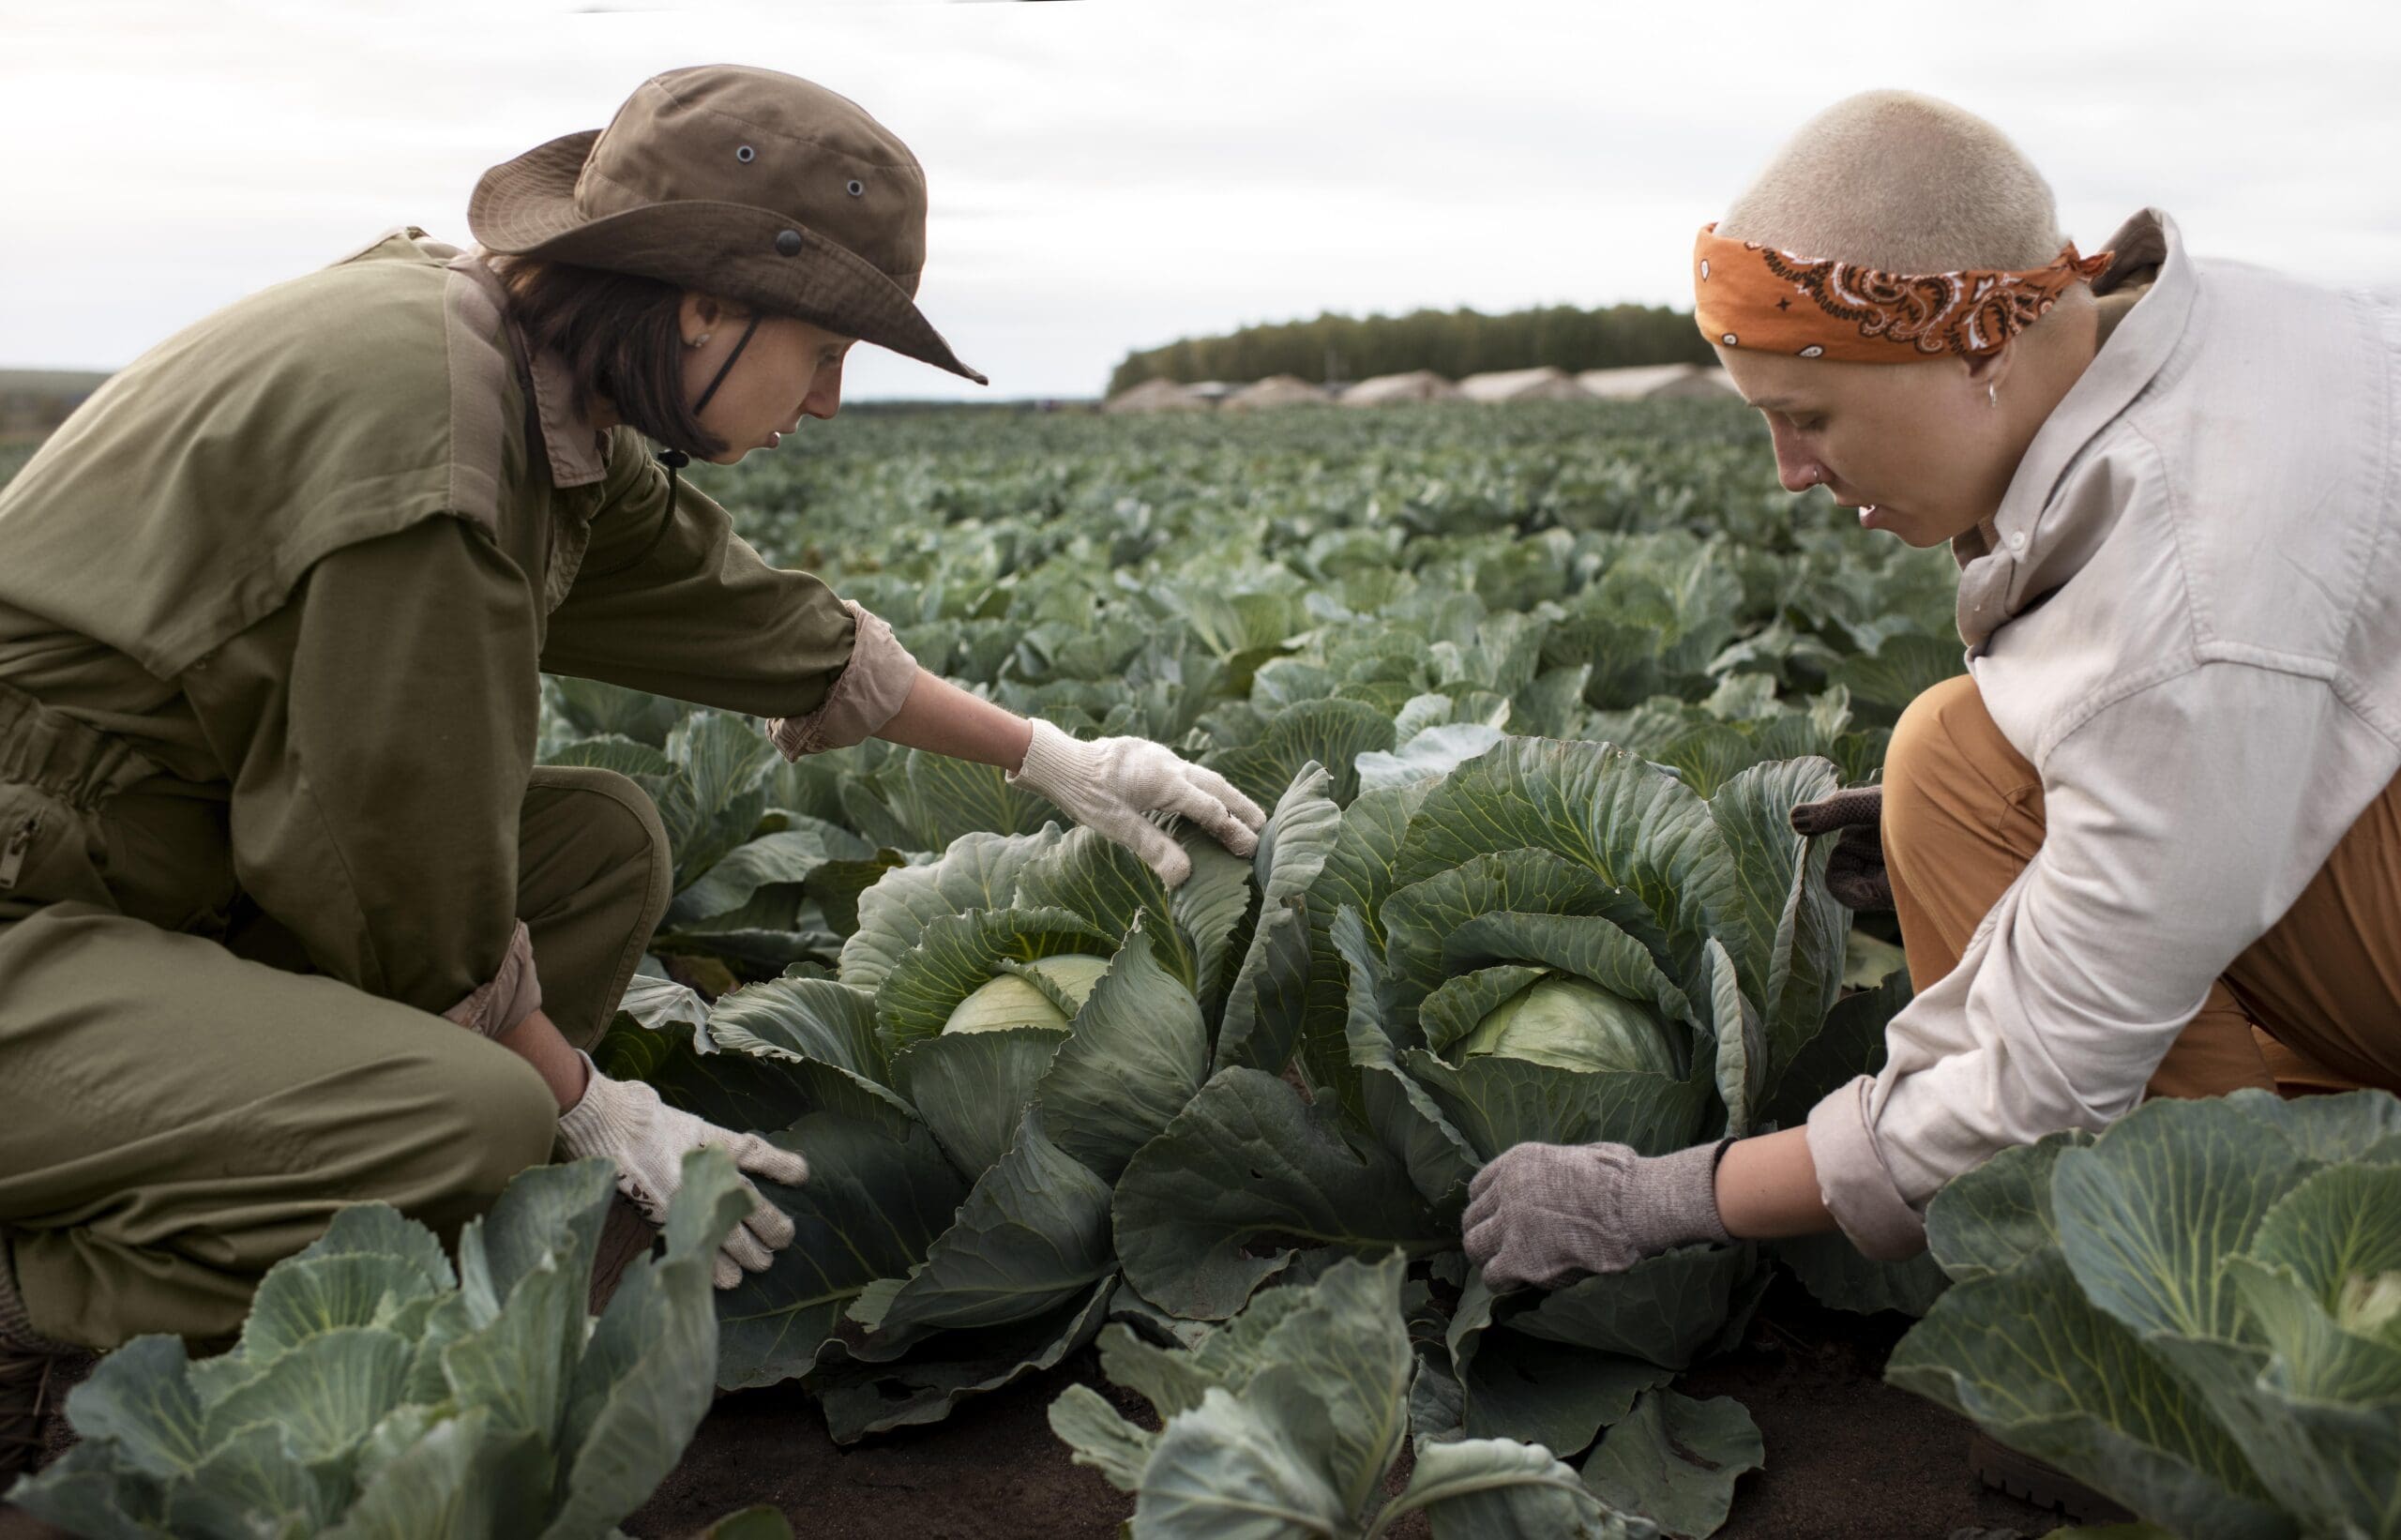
[470, 64, 984, 385]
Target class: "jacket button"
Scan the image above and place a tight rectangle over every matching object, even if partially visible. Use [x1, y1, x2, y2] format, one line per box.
[776, 230, 803, 257]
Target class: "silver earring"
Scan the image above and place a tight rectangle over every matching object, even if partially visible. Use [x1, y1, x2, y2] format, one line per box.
[1987, 384, 1999, 407]
[687, 332, 711, 349]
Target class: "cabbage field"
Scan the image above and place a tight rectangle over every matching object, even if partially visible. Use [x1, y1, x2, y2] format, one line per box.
[550, 399, 1990, 1537]
[37, 400, 2393, 1538]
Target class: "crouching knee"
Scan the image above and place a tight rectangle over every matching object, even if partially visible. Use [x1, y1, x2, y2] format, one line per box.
[445, 1048, 563, 1200]
[378, 1037, 563, 1235]
[1881, 672, 2006, 865]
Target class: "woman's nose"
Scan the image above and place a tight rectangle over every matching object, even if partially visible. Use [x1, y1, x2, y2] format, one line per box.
[1767, 422, 1825, 494]
[803, 363, 844, 420]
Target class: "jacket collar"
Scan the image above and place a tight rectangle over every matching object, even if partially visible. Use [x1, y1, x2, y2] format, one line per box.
[1956, 208, 2195, 647]
[446, 248, 611, 491]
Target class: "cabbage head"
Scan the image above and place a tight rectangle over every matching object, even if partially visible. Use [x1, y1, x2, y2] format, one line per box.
[943, 953, 1112, 1034]
[1454, 974, 1680, 1079]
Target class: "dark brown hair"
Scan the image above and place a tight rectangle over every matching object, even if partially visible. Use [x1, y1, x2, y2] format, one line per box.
[485, 253, 752, 460]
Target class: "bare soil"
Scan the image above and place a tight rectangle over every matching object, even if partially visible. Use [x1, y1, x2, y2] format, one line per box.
[624, 1276, 2069, 1540]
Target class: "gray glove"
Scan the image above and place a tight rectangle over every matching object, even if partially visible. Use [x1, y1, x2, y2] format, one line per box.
[1462, 1139, 1733, 1291]
[1789, 785, 1891, 912]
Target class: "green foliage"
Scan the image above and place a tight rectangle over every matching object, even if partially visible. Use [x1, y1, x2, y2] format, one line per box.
[1889, 1090, 2401, 1540]
[526, 403, 1951, 1004]
[1049, 1253, 1643, 1539]
[8, 1154, 753, 1540]
[512, 402, 1962, 1487]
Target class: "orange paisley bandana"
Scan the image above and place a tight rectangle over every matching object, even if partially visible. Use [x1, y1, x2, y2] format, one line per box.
[1692, 222, 2112, 363]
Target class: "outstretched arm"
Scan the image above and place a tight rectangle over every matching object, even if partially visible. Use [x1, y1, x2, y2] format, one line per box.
[873, 667, 1034, 770]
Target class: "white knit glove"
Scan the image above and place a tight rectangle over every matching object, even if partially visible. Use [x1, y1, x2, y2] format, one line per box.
[1008, 718, 1268, 887]
[556, 1055, 811, 1290]
[1462, 1140, 1734, 1291]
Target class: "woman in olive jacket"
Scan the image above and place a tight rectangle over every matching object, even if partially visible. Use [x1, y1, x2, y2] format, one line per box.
[0, 63, 1262, 1457]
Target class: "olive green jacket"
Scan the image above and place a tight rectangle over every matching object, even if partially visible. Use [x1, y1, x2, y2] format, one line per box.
[0, 227, 916, 1034]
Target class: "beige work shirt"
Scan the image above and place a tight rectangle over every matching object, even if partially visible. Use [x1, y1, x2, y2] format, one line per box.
[1807, 209, 2401, 1255]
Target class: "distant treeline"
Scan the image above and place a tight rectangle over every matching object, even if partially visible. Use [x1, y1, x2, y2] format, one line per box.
[1106, 303, 1714, 397]
[0, 369, 110, 444]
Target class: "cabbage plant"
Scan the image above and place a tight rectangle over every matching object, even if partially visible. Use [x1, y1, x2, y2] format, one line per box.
[1113, 735, 1858, 1463]
[7, 1153, 752, 1540]
[1050, 1253, 1642, 1539]
[1888, 1088, 2401, 1540]
[604, 794, 1344, 1442]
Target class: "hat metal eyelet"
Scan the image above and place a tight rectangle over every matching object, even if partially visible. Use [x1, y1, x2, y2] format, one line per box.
[736, 144, 756, 163]
[846, 178, 865, 197]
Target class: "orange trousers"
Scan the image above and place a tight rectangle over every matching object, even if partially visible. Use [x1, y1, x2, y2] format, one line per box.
[1882, 675, 2401, 1100]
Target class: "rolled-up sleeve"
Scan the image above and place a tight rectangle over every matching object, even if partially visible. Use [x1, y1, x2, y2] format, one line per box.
[1805, 662, 2386, 1253]
[539, 429, 917, 755]
[183, 517, 546, 1037]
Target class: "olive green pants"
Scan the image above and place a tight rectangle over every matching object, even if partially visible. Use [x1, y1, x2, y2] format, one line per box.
[0, 749, 672, 1350]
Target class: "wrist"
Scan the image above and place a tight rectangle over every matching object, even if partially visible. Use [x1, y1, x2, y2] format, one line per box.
[1009, 717, 1084, 794]
[1634, 1139, 1734, 1249]
[556, 1053, 631, 1151]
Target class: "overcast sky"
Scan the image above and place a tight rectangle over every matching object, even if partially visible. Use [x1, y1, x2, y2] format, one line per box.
[4, 0, 2396, 400]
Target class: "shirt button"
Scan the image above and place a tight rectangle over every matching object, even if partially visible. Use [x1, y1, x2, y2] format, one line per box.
[2006, 531, 2028, 552]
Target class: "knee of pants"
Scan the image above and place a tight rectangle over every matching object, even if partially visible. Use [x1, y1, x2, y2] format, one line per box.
[527, 764, 673, 924]
[409, 1037, 562, 1206]
[1881, 673, 2003, 867]
[535, 764, 672, 874]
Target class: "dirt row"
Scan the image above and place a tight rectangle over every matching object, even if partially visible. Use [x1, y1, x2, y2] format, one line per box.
[627, 1279, 2068, 1540]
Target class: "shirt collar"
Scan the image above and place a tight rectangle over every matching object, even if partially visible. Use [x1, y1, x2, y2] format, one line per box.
[446, 248, 612, 491]
[1956, 209, 2194, 644]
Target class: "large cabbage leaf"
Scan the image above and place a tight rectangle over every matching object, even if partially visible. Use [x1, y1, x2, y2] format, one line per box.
[1888, 1089, 2401, 1540]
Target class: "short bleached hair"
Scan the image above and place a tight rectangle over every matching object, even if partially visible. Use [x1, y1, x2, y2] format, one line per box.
[1719, 91, 2067, 273]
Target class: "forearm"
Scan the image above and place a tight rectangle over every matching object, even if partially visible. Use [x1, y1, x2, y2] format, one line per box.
[874, 668, 1034, 771]
[1714, 1125, 1837, 1240]
[495, 1007, 593, 1110]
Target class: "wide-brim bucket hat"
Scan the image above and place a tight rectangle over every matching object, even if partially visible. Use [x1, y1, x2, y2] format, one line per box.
[470, 64, 984, 385]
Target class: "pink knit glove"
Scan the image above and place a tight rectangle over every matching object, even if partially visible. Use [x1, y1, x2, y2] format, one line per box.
[1462, 1140, 1734, 1291]
[1008, 718, 1266, 887]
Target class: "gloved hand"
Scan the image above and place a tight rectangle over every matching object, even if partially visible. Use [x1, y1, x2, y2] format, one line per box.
[1462, 1139, 1732, 1291]
[555, 1055, 811, 1290]
[1009, 718, 1268, 887]
[1789, 785, 1890, 911]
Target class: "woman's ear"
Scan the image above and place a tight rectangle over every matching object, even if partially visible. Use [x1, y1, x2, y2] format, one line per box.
[1963, 341, 2016, 397]
[679, 292, 727, 339]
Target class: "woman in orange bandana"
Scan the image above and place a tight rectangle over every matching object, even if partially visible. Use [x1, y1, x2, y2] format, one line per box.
[1467, 90, 2401, 1287]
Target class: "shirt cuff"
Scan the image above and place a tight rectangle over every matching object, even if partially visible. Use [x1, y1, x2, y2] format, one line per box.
[768, 600, 919, 758]
[1805, 1074, 1928, 1260]
[441, 918, 544, 1039]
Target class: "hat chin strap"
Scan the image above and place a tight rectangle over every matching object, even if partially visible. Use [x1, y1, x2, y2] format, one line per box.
[590, 310, 767, 580]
